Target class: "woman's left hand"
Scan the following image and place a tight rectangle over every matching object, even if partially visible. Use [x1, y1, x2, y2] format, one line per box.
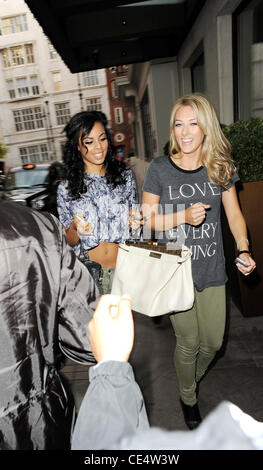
[235, 253, 256, 276]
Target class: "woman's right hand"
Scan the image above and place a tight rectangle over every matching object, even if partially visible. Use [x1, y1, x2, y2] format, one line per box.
[185, 203, 211, 226]
[73, 213, 93, 235]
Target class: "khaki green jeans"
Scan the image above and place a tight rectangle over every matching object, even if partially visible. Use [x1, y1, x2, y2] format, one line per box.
[170, 285, 226, 406]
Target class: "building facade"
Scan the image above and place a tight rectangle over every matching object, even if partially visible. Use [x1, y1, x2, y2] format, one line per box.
[106, 66, 134, 162]
[120, 0, 263, 180]
[0, 0, 110, 170]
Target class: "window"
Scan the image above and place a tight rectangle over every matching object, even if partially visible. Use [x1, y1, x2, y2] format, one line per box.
[30, 75, 40, 96]
[114, 107, 124, 124]
[233, 0, 263, 119]
[6, 76, 40, 100]
[82, 70, 99, 87]
[53, 72, 62, 91]
[55, 102, 71, 125]
[47, 40, 58, 59]
[19, 147, 27, 163]
[1, 44, 34, 68]
[0, 14, 28, 35]
[86, 97, 102, 111]
[2, 49, 11, 67]
[22, 108, 37, 130]
[25, 44, 34, 63]
[11, 45, 24, 65]
[6, 79, 15, 99]
[25, 145, 39, 162]
[19, 144, 50, 164]
[13, 110, 23, 132]
[13, 107, 44, 132]
[111, 80, 118, 98]
[21, 108, 34, 131]
[16, 77, 29, 98]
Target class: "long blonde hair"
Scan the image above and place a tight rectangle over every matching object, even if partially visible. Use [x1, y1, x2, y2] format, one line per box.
[169, 94, 235, 187]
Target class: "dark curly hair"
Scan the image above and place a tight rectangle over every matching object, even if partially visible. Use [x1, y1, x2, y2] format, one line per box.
[62, 110, 127, 199]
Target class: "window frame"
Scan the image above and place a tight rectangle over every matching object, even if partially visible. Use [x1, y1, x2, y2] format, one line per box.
[0, 14, 28, 36]
[232, 0, 263, 120]
[13, 106, 44, 132]
[47, 39, 58, 59]
[6, 75, 40, 100]
[53, 71, 62, 92]
[82, 70, 99, 87]
[1, 43, 35, 68]
[19, 143, 50, 164]
[114, 106, 124, 124]
[55, 101, 71, 126]
[86, 96, 102, 111]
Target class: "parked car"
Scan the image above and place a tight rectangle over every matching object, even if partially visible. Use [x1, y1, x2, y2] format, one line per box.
[1, 161, 64, 216]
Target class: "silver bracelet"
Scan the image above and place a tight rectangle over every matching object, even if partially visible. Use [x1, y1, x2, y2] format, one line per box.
[236, 237, 249, 250]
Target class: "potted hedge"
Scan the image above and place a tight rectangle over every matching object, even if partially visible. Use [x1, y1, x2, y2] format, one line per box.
[222, 117, 263, 317]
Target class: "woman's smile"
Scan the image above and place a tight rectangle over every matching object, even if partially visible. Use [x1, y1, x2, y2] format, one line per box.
[78, 121, 109, 173]
[174, 105, 204, 159]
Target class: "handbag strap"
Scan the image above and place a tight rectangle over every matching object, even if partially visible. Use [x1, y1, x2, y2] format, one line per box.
[125, 240, 187, 257]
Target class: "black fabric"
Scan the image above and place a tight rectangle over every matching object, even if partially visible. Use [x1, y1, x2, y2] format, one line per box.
[79, 250, 103, 295]
[0, 201, 99, 449]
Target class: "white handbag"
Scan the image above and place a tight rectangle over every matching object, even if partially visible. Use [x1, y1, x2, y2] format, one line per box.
[111, 241, 194, 317]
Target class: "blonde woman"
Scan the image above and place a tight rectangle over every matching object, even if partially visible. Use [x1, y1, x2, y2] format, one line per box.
[142, 94, 256, 429]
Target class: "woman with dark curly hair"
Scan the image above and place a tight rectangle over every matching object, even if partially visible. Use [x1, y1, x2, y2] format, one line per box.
[57, 110, 137, 294]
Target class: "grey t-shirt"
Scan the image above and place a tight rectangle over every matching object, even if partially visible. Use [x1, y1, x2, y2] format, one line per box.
[142, 156, 239, 291]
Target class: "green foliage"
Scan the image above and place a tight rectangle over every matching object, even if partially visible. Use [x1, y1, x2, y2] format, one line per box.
[222, 117, 263, 183]
[0, 140, 8, 159]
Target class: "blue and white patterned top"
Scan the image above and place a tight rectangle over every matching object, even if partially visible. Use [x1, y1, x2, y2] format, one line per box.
[57, 169, 137, 256]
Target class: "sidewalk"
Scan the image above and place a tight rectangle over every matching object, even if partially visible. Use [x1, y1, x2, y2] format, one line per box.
[61, 292, 263, 430]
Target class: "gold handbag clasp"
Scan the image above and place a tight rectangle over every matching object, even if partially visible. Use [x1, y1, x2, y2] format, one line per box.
[149, 252, 161, 259]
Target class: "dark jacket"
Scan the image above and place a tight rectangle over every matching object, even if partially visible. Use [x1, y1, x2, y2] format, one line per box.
[0, 201, 99, 449]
